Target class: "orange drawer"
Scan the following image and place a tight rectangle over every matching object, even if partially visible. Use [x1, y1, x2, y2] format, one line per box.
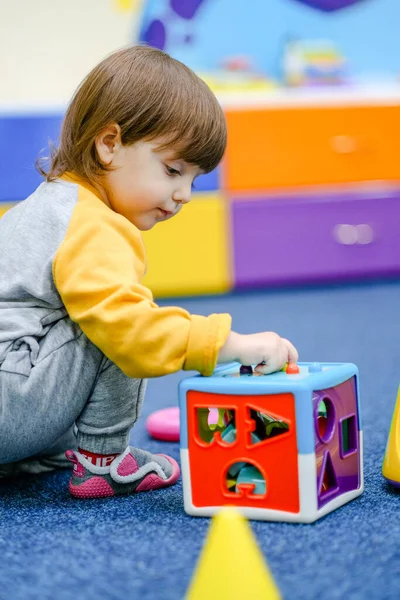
[223, 105, 400, 190]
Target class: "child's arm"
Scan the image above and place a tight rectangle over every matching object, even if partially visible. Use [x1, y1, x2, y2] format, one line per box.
[53, 196, 231, 379]
[218, 331, 298, 375]
[53, 192, 297, 379]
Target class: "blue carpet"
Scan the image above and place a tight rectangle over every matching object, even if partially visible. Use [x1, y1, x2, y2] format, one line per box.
[1, 280, 400, 600]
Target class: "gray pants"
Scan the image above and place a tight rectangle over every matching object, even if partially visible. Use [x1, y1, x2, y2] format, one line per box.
[0, 318, 146, 465]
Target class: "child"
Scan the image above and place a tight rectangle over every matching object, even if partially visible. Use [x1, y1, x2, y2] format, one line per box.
[0, 45, 298, 497]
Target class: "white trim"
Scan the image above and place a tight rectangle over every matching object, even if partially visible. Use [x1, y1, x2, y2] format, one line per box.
[1, 84, 400, 116]
[217, 83, 400, 110]
[0, 104, 67, 116]
[181, 450, 195, 513]
[298, 454, 318, 521]
[359, 431, 365, 491]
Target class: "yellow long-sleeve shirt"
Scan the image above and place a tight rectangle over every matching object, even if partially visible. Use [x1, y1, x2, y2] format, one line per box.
[51, 176, 231, 378]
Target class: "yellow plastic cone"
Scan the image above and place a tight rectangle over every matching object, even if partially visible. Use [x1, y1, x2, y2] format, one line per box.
[186, 507, 281, 600]
[382, 385, 400, 485]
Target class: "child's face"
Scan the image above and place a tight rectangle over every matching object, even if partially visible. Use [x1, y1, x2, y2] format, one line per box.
[97, 131, 202, 231]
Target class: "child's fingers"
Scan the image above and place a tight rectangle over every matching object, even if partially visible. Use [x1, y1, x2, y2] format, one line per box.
[282, 338, 299, 364]
[255, 347, 287, 374]
[254, 361, 276, 375]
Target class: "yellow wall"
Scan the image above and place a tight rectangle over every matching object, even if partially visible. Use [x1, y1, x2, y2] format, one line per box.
[142, 194, 232, 297]
[0, 196, 232, 297]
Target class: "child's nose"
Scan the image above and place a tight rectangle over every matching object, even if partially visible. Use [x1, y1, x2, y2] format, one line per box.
[172, 183, 192, 205]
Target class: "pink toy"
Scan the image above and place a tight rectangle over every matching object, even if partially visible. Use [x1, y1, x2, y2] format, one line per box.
[146, 406, 180, 441]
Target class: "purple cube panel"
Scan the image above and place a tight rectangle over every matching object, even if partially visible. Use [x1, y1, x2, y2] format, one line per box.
[314, 377, 360, 509]
[232, 189, 400, 288]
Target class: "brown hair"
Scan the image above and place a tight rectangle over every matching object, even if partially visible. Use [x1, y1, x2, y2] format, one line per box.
[39, 45, 227, 183]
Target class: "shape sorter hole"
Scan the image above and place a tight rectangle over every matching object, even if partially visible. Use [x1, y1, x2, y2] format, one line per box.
[340, 415, 357, 457]
[196, 407, 236, 444]
[315, 397, 336, 443]
[249, 409, 289, 445]
[320, 452, 338, 496]
[226, 462, 266, 496]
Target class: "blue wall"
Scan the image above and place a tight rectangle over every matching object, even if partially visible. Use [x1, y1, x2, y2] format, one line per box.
[138, 0, 399, 81]
[0, 115, 63, 201]
[0, 114, 218, 201]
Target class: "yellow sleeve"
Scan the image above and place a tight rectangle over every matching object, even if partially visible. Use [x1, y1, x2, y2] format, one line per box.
[53, 188, 231, 378]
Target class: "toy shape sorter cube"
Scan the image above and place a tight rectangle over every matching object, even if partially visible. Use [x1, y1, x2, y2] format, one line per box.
[179, 362, 363, 523]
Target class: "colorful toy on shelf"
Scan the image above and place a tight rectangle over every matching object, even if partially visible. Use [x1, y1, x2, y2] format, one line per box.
[198, 55, 276, 93]
[179, 362, 363, 523]
[186, 506, 281, 600]
[382, 385, 400, 487]
[283, 39, 346, 87]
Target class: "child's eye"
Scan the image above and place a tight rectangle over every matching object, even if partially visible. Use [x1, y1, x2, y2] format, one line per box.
[166, 166, 180, 176]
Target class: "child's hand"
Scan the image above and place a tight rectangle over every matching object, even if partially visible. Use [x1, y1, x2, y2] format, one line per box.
[218, 331, 298, 375]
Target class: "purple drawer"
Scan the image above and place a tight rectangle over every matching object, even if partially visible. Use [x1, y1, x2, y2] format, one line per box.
[232, 188, 400, 287]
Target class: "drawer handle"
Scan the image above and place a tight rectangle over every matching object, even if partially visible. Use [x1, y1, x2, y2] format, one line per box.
[331, 135, 358, 154]
[333, 224, 374, 245]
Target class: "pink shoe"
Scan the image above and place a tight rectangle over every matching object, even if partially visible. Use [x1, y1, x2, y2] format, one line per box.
[65, 446, 180, 499]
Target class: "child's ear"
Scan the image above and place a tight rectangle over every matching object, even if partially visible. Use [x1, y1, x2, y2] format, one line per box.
[95, 123, 122, 165]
